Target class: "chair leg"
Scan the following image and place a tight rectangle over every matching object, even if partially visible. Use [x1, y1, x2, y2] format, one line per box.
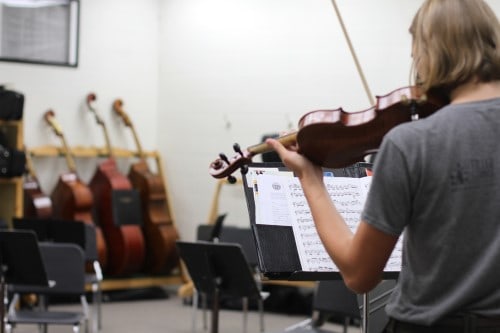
[92, 261, 103, 331]
[258, 298, 265, 332]
[191, 290, 198, 333]
[37, 296, 48, 333]
[242, 297, 248, 333]
[343, 317, 350, 333]
[91, 282, 100, 333]
[201, 293, 208, 331]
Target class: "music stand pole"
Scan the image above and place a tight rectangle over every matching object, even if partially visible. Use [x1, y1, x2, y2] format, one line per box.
[210, 287, 220, 333]
[1, 271, 5, 333]
[362, 293, 369, 333]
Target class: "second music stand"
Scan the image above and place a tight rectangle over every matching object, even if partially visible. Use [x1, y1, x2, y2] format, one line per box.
[176, 241, 262, 333]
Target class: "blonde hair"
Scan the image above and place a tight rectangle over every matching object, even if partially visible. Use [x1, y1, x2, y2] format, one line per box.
[410, 0, 500, 95]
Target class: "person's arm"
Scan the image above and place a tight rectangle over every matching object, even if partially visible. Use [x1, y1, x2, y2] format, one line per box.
[266, 138, 398, 294]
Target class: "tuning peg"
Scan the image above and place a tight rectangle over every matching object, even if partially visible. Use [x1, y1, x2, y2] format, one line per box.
[219, 153, 230, 164]
[233, 143, 243, 157]
[227, 175, 237, 184]
[240, 165, 249, 175]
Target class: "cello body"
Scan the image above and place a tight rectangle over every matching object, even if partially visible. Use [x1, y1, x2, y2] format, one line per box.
[90, 158, 146, 276]
[51, 171, 108, 268]
[23, 174, 53, 218]
[128, 160, 179, 274]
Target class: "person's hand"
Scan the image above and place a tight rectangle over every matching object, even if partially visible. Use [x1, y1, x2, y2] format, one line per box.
[265, 138, 323, 183]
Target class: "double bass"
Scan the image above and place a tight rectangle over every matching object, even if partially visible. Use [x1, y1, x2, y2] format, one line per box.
[86, 93, 146, 276]
[44, 110, 108, 269]
[23, 148, 53, 218]
[113, 99, 180, 275]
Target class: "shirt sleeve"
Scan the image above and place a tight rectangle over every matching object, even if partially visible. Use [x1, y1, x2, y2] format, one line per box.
[361, 134, 413, 236]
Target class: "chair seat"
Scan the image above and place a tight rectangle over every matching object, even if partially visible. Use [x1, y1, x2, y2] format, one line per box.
[9, 310, 86, 325]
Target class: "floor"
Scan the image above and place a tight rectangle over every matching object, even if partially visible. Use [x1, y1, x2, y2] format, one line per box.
[6, 287, 363, 333]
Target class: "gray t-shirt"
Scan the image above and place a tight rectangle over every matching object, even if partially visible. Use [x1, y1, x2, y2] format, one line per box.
[361, 98, 500, 325]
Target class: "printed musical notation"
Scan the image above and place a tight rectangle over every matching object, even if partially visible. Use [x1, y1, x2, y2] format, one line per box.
[254, 173, 403, 273]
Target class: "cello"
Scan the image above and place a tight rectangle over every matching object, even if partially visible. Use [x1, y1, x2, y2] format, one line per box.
[23, 148, 53, 218]
[44, 110, 108, 269]
[113, 99, 180, 275]
[86, 93, 146, 276]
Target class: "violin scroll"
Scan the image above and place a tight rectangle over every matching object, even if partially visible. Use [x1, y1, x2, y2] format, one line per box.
[209, 145, 254, 180]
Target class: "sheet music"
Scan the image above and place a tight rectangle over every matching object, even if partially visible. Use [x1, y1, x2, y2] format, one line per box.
[255, 173, 402, 272]
[247, 167, 294, 226]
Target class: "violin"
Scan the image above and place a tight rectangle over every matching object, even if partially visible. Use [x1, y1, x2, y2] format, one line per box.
[209, 86, 447, 180]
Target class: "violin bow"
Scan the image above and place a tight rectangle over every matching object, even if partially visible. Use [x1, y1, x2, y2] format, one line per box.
[330, 0, 375, 107]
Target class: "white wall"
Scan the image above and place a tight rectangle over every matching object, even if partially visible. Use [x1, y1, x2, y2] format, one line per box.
[156, 0, 500, 241]
[157, 0, 423, 240]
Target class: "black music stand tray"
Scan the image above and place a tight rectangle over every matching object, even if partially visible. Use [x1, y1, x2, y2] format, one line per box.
[0, 230, 49, 333]
[176, 241, 261, 333]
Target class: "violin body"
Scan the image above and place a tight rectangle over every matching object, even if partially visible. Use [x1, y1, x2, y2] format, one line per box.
[297, 86, 446, 167]
[51, 172, 108, 268]
[128, 160, 179, 275]
[89, 158, 146, 276]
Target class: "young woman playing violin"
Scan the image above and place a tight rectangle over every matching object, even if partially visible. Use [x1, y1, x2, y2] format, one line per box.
[267, 0, 500, 331]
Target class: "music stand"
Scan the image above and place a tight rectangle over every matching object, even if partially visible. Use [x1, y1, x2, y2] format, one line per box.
[0, 230, 49, 333]
[176, 241, 261, 333]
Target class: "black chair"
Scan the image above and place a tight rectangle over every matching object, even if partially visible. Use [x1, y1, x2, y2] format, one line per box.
[6, 242, 90, 333]
[283, 279, 396, 333]
[282, 280, 360, 333]
[357, 280, 396, 333]
[13, 217, 103, 332]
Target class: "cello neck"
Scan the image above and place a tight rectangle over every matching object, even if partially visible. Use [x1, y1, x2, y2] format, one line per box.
[44, 110, 78, 174]
[86, 93, 114, 157]
[24, 147, 37, 179]
[112, 99, 145, 159]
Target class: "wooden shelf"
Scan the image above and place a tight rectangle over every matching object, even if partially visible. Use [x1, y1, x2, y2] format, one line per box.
[98, 274, 184, 292]
[29, 144, 184, 291]
[29, 145, 158, 159]
[0, 120, 23, 224]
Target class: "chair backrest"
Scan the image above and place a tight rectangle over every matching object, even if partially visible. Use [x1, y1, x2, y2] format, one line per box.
[13, 217, 98, 261]
[313, 280, 360, 319]
[12, 242, 86, 295]
[197, 225, 259, 268]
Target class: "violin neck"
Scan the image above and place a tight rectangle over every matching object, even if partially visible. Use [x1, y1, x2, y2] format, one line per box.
[248, 132, 297, 155]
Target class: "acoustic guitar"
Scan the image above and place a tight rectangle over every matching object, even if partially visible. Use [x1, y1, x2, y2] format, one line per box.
[23, 148, 53, 218]
[44, 110, 108, 269]
[113, 99, 180, 274]
[86, 93, 146, 276]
